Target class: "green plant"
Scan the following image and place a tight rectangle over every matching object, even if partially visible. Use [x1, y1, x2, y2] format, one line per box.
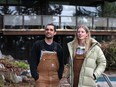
[14, 61, 29, 69]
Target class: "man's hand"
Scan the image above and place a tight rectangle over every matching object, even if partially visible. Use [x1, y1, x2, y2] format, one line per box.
[60, 77, 70, 87]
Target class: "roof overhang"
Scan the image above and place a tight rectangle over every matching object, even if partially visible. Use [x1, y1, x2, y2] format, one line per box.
[2, 0, 115, 7]
[47, 0, 115, 6]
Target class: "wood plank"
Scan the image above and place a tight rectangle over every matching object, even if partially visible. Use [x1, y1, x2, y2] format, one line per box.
[2, 29, 116, 36]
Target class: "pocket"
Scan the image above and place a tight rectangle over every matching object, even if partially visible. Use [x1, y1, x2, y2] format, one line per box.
[35, 79, 40, 87]
[83, 77, 96, 86]
[35, 78, 40, 83]
[93, 74, 96, 80]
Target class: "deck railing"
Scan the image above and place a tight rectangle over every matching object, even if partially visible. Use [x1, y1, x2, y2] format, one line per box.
[1, 15, 116, 30]
[97, 73, 113, 87]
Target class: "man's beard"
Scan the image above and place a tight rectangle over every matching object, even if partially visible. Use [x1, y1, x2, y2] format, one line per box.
[45, 36, 53, 39]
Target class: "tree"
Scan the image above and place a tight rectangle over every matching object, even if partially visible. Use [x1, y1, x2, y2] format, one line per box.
[103, 1, 116, 17]
[48, 4, 63, 15]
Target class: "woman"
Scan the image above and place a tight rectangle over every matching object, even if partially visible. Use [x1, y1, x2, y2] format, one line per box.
[67, 25, 106, 87]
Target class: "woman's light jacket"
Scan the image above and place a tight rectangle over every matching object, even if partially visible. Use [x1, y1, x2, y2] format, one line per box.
[67, 38, 106, 87]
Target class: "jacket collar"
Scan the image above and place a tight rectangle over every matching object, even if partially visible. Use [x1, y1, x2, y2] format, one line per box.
[67, 38, 100, 59]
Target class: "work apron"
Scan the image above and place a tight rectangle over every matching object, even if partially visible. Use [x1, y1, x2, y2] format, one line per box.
[73, 54, 84, 87]
[36, 51, 60, 87]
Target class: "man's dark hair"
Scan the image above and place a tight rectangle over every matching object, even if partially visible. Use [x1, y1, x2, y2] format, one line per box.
[45, 23, 56, 32]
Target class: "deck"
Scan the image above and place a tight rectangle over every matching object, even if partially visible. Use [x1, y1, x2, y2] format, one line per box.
[1, 29, 116, 36]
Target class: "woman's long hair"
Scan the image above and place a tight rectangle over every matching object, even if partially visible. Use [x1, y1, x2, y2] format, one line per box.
[72, 25, 91, 57]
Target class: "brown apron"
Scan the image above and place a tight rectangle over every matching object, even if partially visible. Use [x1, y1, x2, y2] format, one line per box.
[36, 51, 60, 87]
[73, 54, 84, 87]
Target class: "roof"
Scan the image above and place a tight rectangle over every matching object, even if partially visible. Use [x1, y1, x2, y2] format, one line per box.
[33, 0, 116, 7]
[0, 0, 115, 6]
[53, 0, 116, 6]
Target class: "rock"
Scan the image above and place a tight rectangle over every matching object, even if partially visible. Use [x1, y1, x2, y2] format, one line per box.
[14, 75, 23, 83]
[0, 51, 3, 59]
[0, 63, 5, 69]
[22, 76, 28, 82]
[6, 55, 14, 60]
[20, 70, 31, 78]
[3, 72, 22, 83]
[0, 74, 5, 87]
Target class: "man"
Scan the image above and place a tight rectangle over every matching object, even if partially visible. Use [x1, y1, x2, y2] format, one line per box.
[28, 23, 64, 87]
